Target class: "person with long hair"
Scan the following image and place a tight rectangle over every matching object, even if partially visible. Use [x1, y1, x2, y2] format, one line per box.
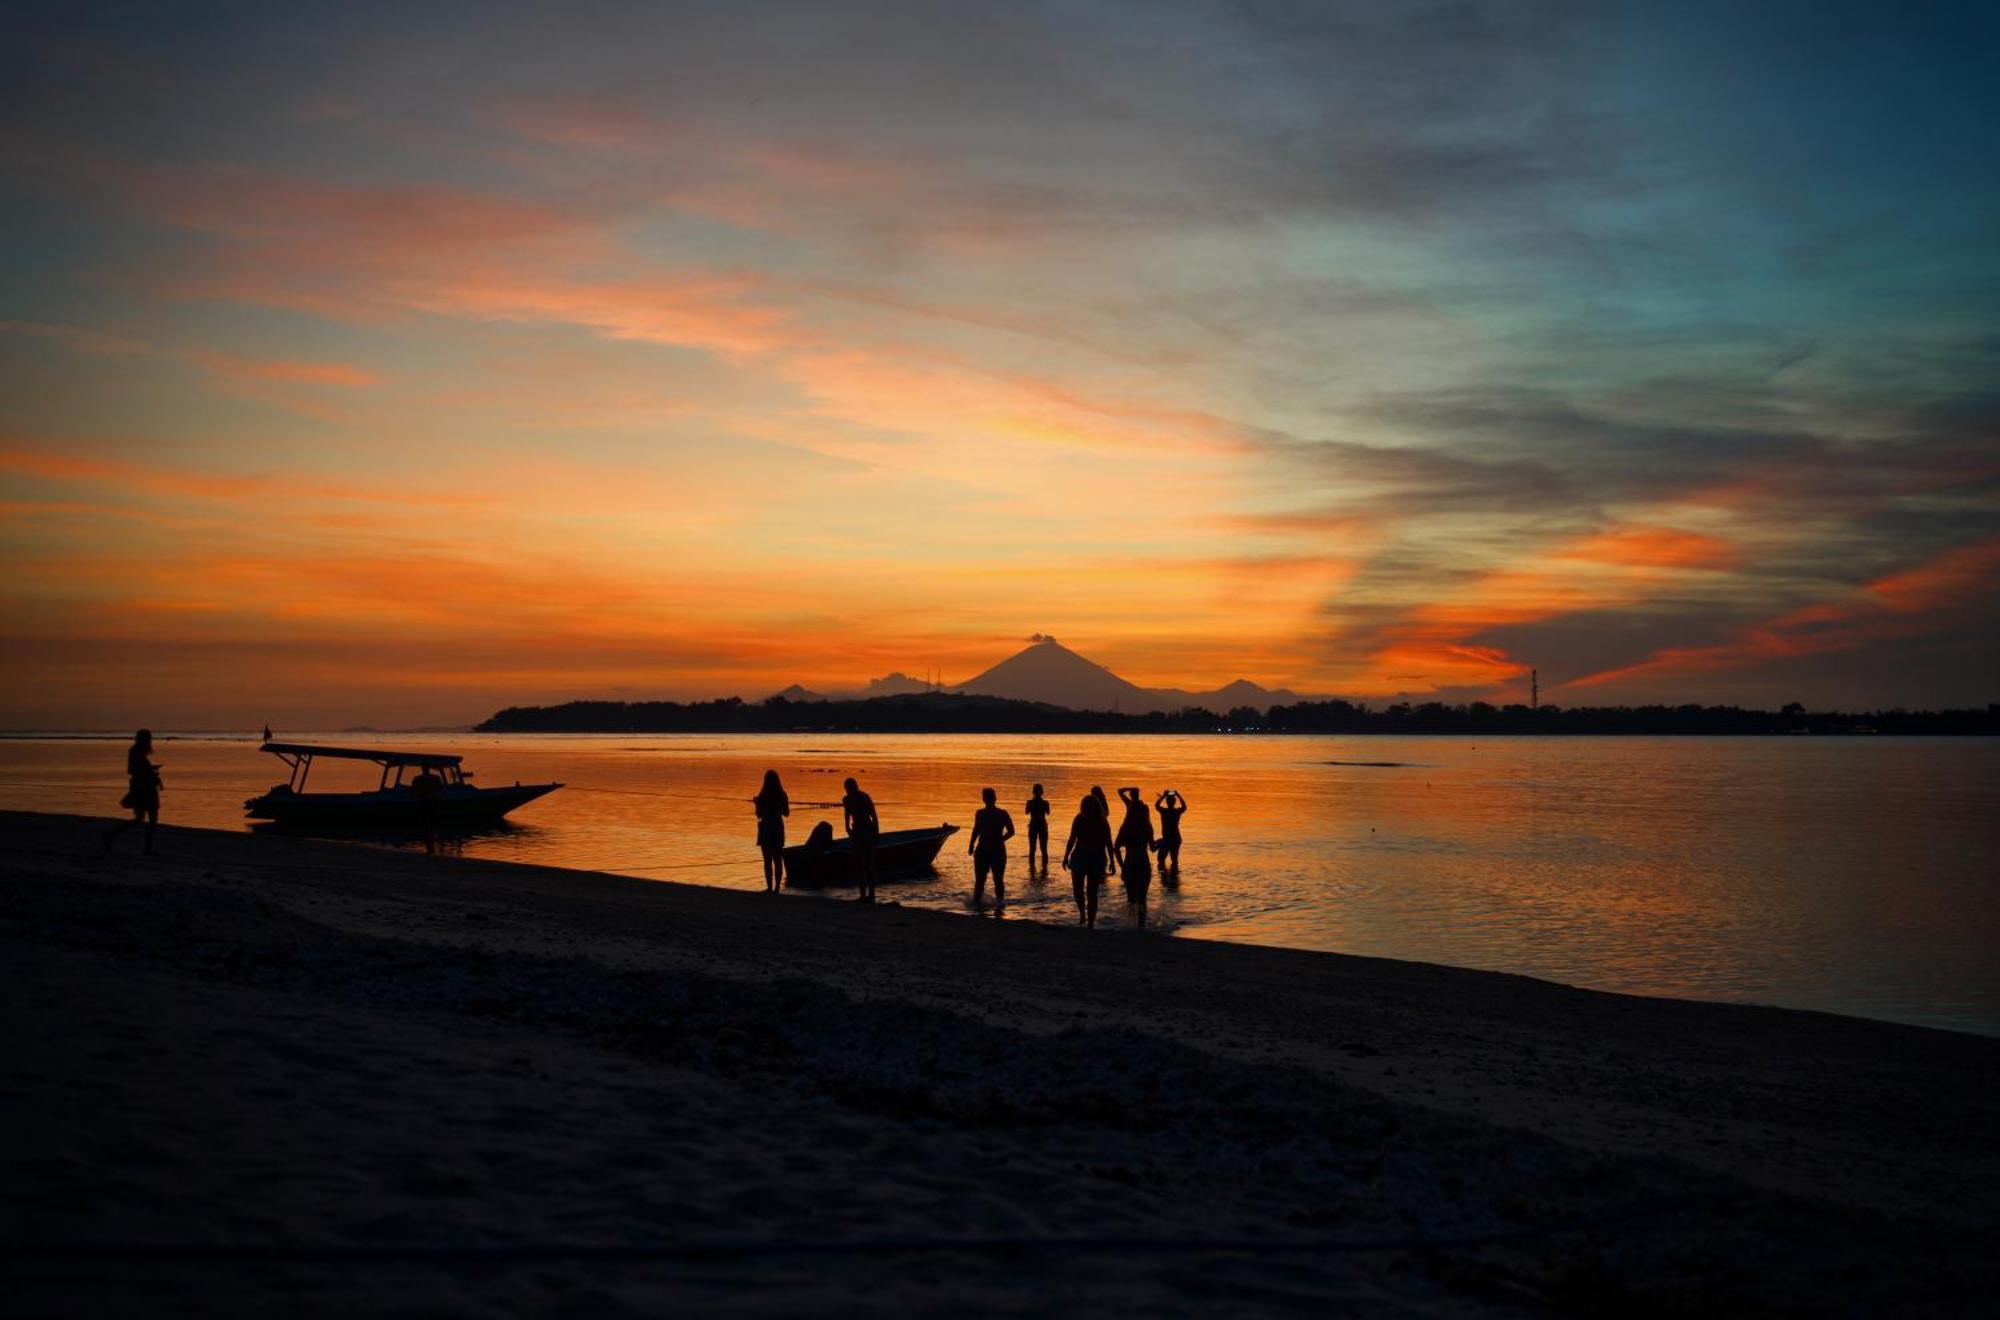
[1062, 793, 1114, 928]
[103, 729, 161, 855]
[1115, 787, 1156, 928]
[753, 769, 790, 892]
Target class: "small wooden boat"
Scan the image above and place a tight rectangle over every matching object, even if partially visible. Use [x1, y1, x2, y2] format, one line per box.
[244, 742, 561, 832]
[781, 823, 959, 888]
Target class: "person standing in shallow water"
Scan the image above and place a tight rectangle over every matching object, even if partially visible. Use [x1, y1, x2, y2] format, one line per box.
[1063, 793, 1114, 928]
[1023, 783, 1051, 872]
[1154, 789, 1187, 877]
[103, 729, 161, 855]
[754, 770, 790, 893]
[841, 776, 879, 902]
[1116, 787, 1156, 928]
[968, 787, 1015, 911]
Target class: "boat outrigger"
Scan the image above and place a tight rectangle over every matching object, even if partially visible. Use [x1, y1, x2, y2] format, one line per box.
[244, 742, 561, 831]
[780, 822, 959, 888]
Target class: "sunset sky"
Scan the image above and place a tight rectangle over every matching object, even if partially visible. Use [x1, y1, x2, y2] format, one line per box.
[3, 1, 1997, 728]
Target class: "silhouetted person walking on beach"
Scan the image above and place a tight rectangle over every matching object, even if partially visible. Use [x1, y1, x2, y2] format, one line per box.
[968, 787, 1015, 911]
[842, 776, 879, 901]
[261, 724, 272, 744]
[754, 770, 790, 892]
[103, 729, 161, 855]
[1024, 783, 1051, 872]
[1116, 787, 1155, 928]
[1155, 789, 1186, 877]
[1063, 794, 1114, 928]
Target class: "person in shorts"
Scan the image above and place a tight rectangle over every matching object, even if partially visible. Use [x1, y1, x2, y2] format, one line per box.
[1023, 783, 1052, 872]
[968, 787, 1016, 910]
[1115, 787, 1156, 928]
[842, 776, 880, 901]
[754, 769, 790, 892]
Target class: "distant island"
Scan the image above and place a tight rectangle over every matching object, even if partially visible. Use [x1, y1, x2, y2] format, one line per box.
[477, 691, 1999, 736]
[478, 634, 1995, 735]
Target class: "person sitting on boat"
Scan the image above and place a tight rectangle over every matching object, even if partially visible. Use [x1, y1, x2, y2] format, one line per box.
[842, 777, 880, 902]
[754, 770, 790, 893]
[968, 787, 1016, 911]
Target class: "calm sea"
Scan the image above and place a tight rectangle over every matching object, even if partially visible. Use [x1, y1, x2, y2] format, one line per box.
[6, 732, 1997, 1035]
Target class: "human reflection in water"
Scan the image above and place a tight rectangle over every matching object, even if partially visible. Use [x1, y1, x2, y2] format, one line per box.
[1116, 787, 1155, 928]
[1154, 789, 1187, 879]
[968, 787, 1015, 912]
[103, 729, 161, 856]
[842, 776, 879, 902]
[1063, 794, 1114, 928]
[1023, 783, 1052, 873]
[754, 769, 790, 893]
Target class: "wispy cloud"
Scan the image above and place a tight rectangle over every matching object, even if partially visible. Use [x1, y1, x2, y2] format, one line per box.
[2, 0, 1996, 722]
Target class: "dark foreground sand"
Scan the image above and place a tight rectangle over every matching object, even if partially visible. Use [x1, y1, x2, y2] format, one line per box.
[4, 811, 1996, 1316]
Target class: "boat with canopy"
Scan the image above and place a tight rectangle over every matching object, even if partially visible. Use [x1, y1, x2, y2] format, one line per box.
[244, 742, 561, 830]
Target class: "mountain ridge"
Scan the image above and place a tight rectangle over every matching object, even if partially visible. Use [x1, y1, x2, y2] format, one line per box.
[786, 637, 1312, 714]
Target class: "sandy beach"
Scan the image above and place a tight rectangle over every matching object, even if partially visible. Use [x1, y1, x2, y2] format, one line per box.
[4, 809, 1996, 1315]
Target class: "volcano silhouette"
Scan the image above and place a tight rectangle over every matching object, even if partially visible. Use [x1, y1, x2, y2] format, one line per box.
[817, 636, 1309, 713]
[958, 637, 1166, 711]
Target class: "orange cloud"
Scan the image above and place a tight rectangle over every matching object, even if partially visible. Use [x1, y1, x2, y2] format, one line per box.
[411, 273, 796, 357]
[1336, 522, 1746, 694]
[189, 353, 380, 388]
[0, 439, 481, 510]
[1868, 537, 2000, 613]
[1555, 524, 1739, 570]
[1570, 535, 2000, 689]
[4, 319, 380, 392]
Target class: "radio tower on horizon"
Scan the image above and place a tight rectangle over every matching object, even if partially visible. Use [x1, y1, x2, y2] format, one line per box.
[1531, 668, 1539, 710]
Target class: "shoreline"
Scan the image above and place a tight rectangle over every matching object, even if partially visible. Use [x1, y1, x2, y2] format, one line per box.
[7, 809, 1998, 1313]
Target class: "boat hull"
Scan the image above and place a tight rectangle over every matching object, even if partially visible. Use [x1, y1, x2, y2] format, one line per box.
[781, 824, 959, 888]
[244, 782, 562, 831]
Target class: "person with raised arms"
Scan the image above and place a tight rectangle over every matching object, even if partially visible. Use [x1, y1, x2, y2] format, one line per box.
[1115, 787, 1156, 928]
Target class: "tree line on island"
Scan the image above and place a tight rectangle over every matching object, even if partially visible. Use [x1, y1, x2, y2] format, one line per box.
[476, 691, 1999, 736]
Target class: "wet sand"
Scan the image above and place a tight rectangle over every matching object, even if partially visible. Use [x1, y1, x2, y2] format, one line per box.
[4, 809, 1996, 1315]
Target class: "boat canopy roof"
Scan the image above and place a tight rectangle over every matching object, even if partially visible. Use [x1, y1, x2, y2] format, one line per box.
[260, 741, 463, 768]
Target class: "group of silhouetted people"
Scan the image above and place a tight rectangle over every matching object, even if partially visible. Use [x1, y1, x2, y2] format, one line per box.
[964, 781, 1188, 926]
[1050, 784, 1187, 928]
[753, 770, 883, 900]
[754, 770, 1186, 927]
